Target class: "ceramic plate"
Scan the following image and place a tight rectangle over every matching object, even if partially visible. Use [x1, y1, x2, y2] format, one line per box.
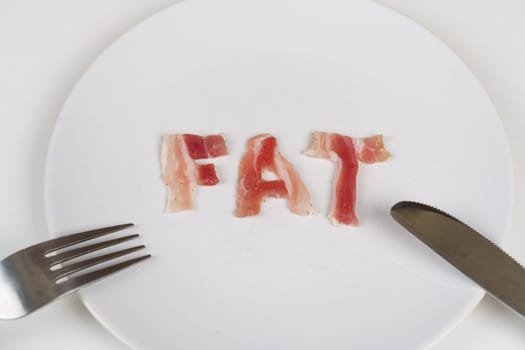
[45, 0, 512, 348]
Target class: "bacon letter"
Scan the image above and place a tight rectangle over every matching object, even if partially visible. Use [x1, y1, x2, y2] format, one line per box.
[236, 134, 314, 217]
[304, 132, 390, 225]
[161, 134, 228, 213]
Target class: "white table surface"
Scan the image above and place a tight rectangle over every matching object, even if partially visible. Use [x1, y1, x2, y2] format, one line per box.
[1, 0, 524, 349]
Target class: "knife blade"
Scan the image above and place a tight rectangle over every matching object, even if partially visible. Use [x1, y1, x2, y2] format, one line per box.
[391, 200, 525, 317]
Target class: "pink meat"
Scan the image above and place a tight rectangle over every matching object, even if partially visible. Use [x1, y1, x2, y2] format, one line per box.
[304, 132, 390, 225]
[236, 134, 313, 217]
[161, 134, 228, 212]
[183, 134, 228, 159]
[353, 135, 391, 164]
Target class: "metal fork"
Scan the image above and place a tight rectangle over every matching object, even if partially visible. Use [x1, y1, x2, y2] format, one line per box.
[0, 223, 150, 320]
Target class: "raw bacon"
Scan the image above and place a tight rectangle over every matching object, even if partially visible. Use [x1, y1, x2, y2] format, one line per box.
[354, 135, 391, 164]
[183, 134, 228, 159]
[304, 132, 390, 225]
[236, 134, 314, 217]
[161, 134, 228, 213]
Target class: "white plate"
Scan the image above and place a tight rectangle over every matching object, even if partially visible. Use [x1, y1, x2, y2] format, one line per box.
[45, 0, 513, 349]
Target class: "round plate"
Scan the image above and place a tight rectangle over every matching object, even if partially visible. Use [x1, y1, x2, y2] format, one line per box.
[45, 0, 512, 349]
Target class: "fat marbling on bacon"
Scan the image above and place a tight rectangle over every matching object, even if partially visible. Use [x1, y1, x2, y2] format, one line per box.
[304, 132, 390, 225]
[161, 134, 228, 213]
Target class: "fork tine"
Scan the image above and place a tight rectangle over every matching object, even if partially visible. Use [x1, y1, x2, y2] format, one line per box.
[58, 255, 151, 294]
[48, 234, 139, 266]
[53, 245, 146, 280]
[39, 223, 134, 254]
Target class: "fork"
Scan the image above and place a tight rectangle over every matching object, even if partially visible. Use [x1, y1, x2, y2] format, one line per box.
[0, 223, 150, 320]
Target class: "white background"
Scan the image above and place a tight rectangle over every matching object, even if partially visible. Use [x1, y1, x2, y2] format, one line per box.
[0, 0, 524, 349]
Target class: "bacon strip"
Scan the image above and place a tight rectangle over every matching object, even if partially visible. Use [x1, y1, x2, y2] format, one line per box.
[183, 134, 228, 159]
[161, 134, 228, 213]
[304, 132, 390, 225]
[236, 134, 314, 217]
[353, 135, 391, 164]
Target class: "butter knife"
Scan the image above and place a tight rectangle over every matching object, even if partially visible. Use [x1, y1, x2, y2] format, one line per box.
[391, 201, 525, 317]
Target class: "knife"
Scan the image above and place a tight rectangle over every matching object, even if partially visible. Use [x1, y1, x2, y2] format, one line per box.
[391, 200, 525, 317]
